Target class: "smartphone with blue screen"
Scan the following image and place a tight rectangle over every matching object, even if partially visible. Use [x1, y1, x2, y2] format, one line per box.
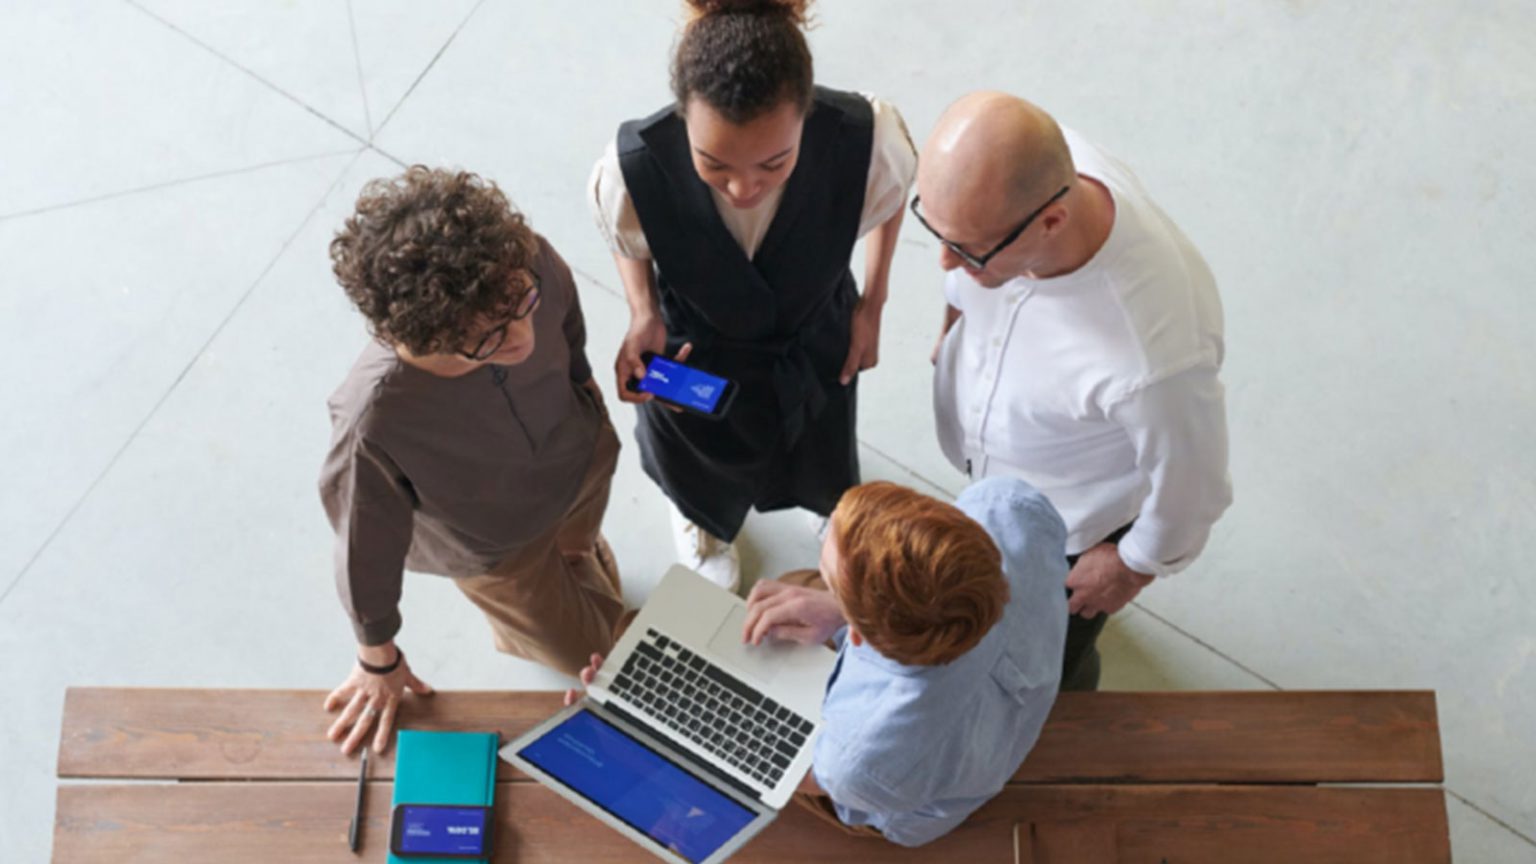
[627, 352, 738, 419]
[389, 804, 493, 859]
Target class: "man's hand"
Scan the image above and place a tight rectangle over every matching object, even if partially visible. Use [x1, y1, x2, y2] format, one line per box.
[563, 653, 605, 707]
[839, 298, 883, 386]
[323, 643, 433, 756]
[742, 580, 846, 646]
[1065, 544, 1154, 619]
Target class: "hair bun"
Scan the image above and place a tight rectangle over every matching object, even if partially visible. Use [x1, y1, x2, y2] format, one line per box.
[685, 0, 811, 25]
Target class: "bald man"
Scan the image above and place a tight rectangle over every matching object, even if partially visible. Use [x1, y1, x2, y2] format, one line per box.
[914, 94, 1232, 691]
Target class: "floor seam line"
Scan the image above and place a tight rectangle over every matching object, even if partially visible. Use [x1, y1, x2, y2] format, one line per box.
[123, 0, 367, 148]
[0, 152, 366, 612]
[345, 0, 374, 139]
[1128, 603, 1285, 690]
[570, 264, 623, 301]
[855, 439, 957, 499]
[372, 0, 490, 140]
[0, 150, 360, 222]
[367, 144, 410, 170]
[1444, 789, 1536, 848]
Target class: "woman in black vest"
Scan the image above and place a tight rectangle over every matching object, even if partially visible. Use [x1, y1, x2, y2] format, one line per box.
[589, 0, 915, 590]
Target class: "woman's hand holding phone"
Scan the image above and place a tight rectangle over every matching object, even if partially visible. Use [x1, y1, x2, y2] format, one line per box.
[615, 314, 667, 405]
[615, 324, 694, 412]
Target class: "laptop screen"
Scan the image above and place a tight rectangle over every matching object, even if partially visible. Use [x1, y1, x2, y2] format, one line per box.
[518, 708, 758, 863]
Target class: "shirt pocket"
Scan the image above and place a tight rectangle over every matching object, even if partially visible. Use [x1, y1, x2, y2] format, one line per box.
[990, 650, 1051, 702]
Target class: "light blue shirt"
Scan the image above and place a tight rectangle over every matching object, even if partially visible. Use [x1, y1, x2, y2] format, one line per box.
[811, 477, 1069, 846]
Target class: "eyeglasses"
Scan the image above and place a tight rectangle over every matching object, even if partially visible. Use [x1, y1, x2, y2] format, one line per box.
[909, 185, 1071, 271]
[458, 272, 542, 361]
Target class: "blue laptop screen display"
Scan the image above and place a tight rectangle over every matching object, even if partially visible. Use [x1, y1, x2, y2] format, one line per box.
[519, 709, 756, 862]
[638, 356, 728, 413]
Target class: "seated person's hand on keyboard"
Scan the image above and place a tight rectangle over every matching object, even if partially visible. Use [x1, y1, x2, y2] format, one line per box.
[742, 581, 846, 646]
[564, 653, 604, 706]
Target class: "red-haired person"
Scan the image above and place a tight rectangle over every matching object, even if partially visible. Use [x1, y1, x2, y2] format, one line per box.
[589, 0, 917, 591]
[319, 167, 624, 755]
[569, 477, 1069, 846]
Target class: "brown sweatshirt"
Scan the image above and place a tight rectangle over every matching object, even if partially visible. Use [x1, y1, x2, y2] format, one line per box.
[319, 237, 600, 645]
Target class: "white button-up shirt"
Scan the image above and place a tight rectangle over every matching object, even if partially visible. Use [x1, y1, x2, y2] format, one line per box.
[933, 130, 1232, 575]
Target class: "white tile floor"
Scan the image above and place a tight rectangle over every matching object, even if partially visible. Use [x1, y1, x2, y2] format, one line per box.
[2, 1, 1533, 861]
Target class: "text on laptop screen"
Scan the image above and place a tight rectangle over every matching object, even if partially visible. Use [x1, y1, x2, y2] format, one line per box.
[638, 356, 727, 413]
[518, 709, 756, 863]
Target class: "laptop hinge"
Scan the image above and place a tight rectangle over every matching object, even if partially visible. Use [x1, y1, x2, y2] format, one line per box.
[605, 700, 766, 806]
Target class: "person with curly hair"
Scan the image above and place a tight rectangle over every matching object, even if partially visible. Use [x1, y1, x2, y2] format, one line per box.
[318, 166, 625, 755]
[589, 0, 917, 591]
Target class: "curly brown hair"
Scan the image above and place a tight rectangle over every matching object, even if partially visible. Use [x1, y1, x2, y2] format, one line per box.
[673, 0, 815, 125]
[329, 166, 538, 356]
[830, 482, 1009, 666]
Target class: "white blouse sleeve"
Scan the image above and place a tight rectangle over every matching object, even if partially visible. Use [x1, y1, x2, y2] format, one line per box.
[587, 140, 652, 260]
[856, 95, 919, 239]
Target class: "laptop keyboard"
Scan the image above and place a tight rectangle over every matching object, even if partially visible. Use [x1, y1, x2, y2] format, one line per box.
[610, 628, 814, 789]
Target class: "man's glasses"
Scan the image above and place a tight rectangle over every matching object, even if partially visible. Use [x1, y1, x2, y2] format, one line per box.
[910, 185, 1071, 271]
[458, 272, 542, 361]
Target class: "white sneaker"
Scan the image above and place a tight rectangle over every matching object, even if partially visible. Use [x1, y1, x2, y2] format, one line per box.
[805, 510, 831, 543]
[670, 506, 741, 593]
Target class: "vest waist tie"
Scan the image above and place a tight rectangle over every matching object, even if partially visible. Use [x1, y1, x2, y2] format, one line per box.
[709, 333, 827, 446]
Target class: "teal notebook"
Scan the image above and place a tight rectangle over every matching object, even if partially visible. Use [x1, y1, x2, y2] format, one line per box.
[389, 730, 500, 864]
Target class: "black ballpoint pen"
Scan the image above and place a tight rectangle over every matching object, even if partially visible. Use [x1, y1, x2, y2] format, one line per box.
[349, 746, 369, 853]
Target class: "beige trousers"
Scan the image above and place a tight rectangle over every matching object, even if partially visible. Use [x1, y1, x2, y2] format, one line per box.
[453, 419, 625, 677]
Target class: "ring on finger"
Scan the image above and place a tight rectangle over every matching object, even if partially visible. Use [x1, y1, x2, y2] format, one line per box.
[362, 705, 379, 719]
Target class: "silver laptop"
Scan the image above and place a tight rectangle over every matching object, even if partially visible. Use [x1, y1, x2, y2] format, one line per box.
[502, 565, 838, 864]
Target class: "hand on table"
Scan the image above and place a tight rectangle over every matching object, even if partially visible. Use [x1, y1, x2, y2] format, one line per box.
[564, 653, 605, 707]
[1065, 544, 1154, 619]
[323, 645, 433, 756]
[742, 580, 846, 646]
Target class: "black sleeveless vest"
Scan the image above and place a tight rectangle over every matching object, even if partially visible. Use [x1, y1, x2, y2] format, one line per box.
[617, 87, 874, 540]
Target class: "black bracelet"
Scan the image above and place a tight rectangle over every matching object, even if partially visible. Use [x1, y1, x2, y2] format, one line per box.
[357, 647, 403, 676]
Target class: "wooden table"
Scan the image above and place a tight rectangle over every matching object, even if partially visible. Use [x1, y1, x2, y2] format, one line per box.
[55, 688, 1450, 862]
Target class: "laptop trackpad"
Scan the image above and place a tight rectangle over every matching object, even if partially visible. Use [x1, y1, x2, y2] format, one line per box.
[707, 605, 794, 686]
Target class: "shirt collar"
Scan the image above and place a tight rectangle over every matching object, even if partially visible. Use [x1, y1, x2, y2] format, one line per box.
[838, 625, 1000, 679]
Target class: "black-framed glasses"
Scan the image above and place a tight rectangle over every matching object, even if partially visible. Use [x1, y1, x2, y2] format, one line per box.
[910, 185, 1071, 270]
[458, 272, 542, 361]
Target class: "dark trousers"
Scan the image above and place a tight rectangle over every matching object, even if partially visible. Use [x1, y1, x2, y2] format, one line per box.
[1060, 522, 1135, 692]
